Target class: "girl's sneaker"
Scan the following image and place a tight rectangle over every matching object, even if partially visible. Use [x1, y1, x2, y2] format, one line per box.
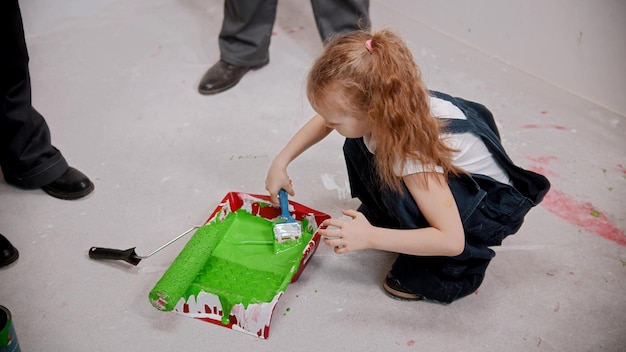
[382, 273, 424, 301]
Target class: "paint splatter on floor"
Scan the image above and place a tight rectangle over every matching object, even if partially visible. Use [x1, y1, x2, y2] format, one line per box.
[521, 124, 569, 130]
[526, 156, 559, 164]
[320, 173, 351, 200]
[541, 189, 626, 246]
[538, 188, 625, 246]
[526, 156, 561, 178]
[526, 158, 625, 246]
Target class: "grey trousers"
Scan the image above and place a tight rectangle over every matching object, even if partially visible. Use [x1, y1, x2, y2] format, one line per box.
[219, 0, 370, 67]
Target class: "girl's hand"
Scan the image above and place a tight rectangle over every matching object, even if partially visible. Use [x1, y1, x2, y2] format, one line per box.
[319, 209, 374, 254]
[265, 162, 294, 204]
[264, 114, 334, 204]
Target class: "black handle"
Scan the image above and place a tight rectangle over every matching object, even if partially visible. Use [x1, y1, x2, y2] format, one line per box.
[88, 247, 141, 266]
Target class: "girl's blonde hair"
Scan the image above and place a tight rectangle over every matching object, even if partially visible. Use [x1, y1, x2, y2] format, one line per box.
[307, 29, 464, 193]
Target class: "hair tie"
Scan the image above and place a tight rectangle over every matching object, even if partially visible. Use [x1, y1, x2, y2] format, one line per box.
[365, 39, 373, 53]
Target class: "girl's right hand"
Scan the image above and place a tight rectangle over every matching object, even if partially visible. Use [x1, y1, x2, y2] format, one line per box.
[265, 162, 294, 204]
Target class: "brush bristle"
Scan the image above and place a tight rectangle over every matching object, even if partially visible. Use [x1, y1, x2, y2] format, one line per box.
[273, 222, 302, 242]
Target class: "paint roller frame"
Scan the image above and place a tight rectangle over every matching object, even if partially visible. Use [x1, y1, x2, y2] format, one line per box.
[88, 226, 200, 265]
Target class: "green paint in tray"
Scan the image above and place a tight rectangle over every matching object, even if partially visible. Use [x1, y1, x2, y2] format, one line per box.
[149, 209, 314, 325]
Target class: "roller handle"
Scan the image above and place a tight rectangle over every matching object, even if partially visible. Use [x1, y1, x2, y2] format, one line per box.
[89, 247, 142, 266]
[278, 189, 293, 221]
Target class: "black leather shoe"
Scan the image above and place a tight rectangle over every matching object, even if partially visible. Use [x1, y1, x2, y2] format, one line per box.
[0, 234, 19, 268]
[198, 60, 266, 95]
[41, 167, 94, 200]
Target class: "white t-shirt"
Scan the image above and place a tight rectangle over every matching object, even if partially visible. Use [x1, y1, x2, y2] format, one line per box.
[363, 96, 511, 185]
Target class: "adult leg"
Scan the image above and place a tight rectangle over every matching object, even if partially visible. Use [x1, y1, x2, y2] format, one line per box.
[310, 0, 370, 43]
[0, 0, 67, 188]
[198, 0, 276, 94]
[219, 0, 277, 67]
[0, 0, 93, 198]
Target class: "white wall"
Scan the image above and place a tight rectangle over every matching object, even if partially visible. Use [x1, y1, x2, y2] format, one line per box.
[380, 0, 626, 117]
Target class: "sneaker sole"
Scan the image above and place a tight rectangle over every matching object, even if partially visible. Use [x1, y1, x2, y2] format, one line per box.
[382, 280, 424, 301]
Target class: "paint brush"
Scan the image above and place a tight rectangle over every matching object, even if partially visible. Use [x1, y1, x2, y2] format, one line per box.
[273, 189, 302, 243]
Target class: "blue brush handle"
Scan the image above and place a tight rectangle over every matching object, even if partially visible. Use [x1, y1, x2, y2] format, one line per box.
[278, 189, 292, 220]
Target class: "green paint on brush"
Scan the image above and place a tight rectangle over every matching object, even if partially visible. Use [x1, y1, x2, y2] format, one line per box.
[149, 209, 314, 323]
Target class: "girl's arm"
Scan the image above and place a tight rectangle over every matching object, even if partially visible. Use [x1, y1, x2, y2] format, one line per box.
[321, 172, 465, 257]
[266, 114, 333, 203]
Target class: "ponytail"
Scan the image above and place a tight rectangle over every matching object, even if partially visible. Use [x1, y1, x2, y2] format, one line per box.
[308, 29, 464, 193]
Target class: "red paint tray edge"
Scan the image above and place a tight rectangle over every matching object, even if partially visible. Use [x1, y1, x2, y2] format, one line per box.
[173, 191, 330, 339]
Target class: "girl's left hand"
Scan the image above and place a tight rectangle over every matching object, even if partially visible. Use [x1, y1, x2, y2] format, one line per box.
[319, 209, 374, 254]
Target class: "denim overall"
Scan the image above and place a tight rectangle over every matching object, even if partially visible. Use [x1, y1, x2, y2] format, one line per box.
[342, 91, 551, 303]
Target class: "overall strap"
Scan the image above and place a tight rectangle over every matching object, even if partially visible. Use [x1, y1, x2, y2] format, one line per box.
[430, 91, 550, 204]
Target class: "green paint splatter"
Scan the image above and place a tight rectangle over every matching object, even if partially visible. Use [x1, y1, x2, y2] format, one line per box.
[286, 307, 291, 312]
[620, 259, 626, 267]
[229, 154, 268, 160]
[590, 211, 601, 217]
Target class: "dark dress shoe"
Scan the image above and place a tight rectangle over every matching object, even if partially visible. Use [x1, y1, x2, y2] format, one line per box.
[0, 234, 19, 268]
[198, 60, 266, 95]
[41, 167, 94, 200]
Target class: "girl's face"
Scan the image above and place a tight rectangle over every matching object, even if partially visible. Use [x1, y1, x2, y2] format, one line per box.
[312, 88, 371, 138]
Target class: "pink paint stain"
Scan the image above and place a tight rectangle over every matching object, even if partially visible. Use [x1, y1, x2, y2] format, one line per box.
[526, 156, 559, 178]
[617, 164, 626, 175]
[526, 156, 625, 246]
[540, 189, 626, 246]
[526, 156, 559, 165]
[553, 302, 560, 313]
[521, 124, 568, 130]
[407, 340, 415, 347]
[150, 45, 162, 58]
[287, 25, 305, 34]
[528, 165, 560, 180]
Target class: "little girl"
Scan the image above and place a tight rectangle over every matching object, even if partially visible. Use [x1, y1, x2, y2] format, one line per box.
[265, 29, 550, 303]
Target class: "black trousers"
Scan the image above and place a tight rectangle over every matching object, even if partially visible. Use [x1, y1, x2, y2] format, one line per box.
[0, 0, 68, 188]
[344, 138, 493, 303]
[219, 0, 370, 67]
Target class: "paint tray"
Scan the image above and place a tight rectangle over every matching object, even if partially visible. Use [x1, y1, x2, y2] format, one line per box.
[148, 192, 330, 339]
